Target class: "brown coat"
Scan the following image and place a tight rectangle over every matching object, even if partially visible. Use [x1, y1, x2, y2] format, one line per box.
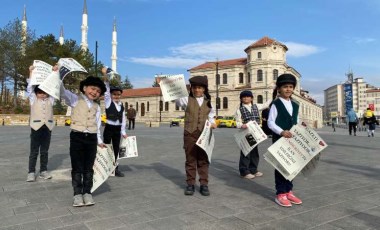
[127, 108, 136, 119]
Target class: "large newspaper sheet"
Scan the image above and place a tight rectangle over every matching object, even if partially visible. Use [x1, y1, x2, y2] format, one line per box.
[119, 136, 138, 159]
[263, 123, 328, 181]
[91, 144, 117, 193]
[58, 58, 87, 80]
[158, 74, 188, 102]
[196, 120, 215, 163]
[234, 120, 268, 156]
[30, 60, 52, 85]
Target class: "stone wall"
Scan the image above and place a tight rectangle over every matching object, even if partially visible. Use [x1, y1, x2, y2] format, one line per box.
[0, 114, 69, 126]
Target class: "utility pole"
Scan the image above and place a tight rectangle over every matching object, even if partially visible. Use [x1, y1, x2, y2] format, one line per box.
[95, 41, 98, 77]
[215, 59, 219, 116]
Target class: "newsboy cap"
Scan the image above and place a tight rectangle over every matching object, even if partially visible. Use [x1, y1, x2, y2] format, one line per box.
[189, 76, 208, 87]
[110, 86, 123, 94]
[240, 90, 253, 99]
[80, 76, 106, 95]
[276, 74, 297, 87]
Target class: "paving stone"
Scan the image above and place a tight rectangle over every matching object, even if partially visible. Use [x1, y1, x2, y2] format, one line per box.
[19, 217, 64, 230]
[0, 212, 37, 228]
[60, 212, 98, 226]
[53, 223, 90, 230]
[13, 203, 49, 215]
[85, 217, 125, 230]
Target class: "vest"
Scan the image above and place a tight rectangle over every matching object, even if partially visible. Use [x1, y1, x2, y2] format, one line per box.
[106, 102, 124, 122]
[30, 98, 54, 131]
[184, 96, 211, 133]
[70, 97, 99, 133]
[272, 98, 299, 143]
[240, 104, 260, 124]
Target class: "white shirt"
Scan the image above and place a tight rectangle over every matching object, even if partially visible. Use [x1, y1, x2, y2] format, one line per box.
[26, 79, 55, 105]
[60, 84, 103, 144]
[235, 100, 271, 128]
[104, 82, 127, 135]
[176, 96, 215, 124]
[268, 97, 299, 135]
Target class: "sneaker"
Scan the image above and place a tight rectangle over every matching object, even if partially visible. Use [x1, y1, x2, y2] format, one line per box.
[372, 133, 374, 137]
[254, 172, 263, 177]
[39, 171, 52, 180]
[73, 194, 84, 207]
[184, 185, 195, 196]
[241, 173, 255, 179]
[275, 193, 292, 207]
[286, 191, 302, 205]
[200, 185, 210, 196]
[83, 193, 95, 206]
[115, 169, 125, 177]
[26, 172, 35, 182]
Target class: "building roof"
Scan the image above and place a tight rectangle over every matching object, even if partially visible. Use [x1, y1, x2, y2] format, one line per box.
[244, 36, 288, 52]
[188, 58, 247, 71]
[121, 87, 161, 98]
[366, 89, 380, 93]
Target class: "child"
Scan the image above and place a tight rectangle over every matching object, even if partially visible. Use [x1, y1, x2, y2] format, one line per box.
[102, 67, 127, 177]
[268, 73, 302, 207]
[235, 90, 268, 179]
[26, 65, 56, 182]
[363, 108, 378, 137]
[61, 75, 106, 207]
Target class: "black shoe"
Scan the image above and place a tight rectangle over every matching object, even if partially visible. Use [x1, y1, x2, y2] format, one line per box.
[200, 185, 210, 196]
[115, 169, 124, 177]
[184, 185, 195, 195]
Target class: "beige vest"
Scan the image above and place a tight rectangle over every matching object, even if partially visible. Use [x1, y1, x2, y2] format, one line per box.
[70, 97, 99, 133]
[184, 97, 211, 133]
[30, 98, 54, 131]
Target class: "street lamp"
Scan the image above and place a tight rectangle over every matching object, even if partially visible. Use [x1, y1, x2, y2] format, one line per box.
[215, 59, 219, 116]
[95, 41, 98, 77]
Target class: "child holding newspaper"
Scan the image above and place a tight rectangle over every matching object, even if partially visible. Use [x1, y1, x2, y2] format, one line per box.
[61, 75, 106, 207]
[267, 73, 303, 207]
[235, 90, 269, 179]
[157, 75, 217, 196]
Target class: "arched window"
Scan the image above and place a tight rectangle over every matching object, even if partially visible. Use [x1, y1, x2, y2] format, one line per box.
[258, 52, 262, 59]
[216, 97, 220, 109]
[165, 102, 169, 111]
[248, 72, 251, 83]
[175, 103, 179, 111]
[223, 73, 227, 84]
[223, 97, 228, 109]
[141, 103, 145, 116]
[273, 69, 278, 80]
[239, 72, 244, 84]
[136, 102, 139, 112]
[257, 95, 263, 104]
[125, 102, 128, 109]
[257, 70, 263, 81]
[159, 100, 163, 111]
[147, 101, 150, 111]
[216, 74, 220, 85]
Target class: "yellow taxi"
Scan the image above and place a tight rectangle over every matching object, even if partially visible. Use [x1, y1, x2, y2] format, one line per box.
[218, 116, 237, 128]
[171, 116, 185, 127]
[215, 116, 224, 127]
[64, 118, 71, 126]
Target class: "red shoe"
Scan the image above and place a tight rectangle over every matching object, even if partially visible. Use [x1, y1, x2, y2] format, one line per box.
[286, 191, 302, 205]
[275, 193, 292, 207]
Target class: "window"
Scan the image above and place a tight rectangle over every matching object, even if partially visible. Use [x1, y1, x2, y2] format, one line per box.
[216, 74, 220, 85]
[257, 70, 263, 81]
[159, 100, 163, 111]
[216, 97, 221, 109]
[147, 101, 149, 112]
[239, 72, 244, 84]
[257, 95, 263, 104]
[273, 69, 278, 80]
[165, 102, 169, 111]
[247, 54, 251, 61]
[248, 72, 251, 83]
[175, 103, 179, 111]
[258, 52, 262, 59]
[141, 103, 145, 116]
[136, 102, 139, 112]
[223, 73, 227, 84]
[223, 97, 228, 109]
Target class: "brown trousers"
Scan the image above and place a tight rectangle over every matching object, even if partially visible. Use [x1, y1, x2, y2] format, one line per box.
[183, 130, 209, 186]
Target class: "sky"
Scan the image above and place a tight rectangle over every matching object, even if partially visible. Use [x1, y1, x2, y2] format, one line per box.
[1, 0, 380, 105]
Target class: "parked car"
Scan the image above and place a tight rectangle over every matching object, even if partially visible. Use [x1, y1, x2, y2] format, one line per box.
[171, 116, 185, 127]
[218, 116, 237, 128]
[215, 116, 224, 127]
[64, 118, 71, 126]
[65, 114, 107, 126]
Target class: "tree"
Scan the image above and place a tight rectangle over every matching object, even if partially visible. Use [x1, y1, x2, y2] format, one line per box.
[152, 80, 159, 87]
[121, 75, 133, 89]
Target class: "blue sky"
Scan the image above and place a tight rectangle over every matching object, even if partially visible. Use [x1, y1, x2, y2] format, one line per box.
[1, 0, 380, 104]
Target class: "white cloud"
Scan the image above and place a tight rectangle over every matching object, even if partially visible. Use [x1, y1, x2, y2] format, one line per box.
[129, 56, 204, 68]
[284, 42, 324, 57]
[354, 38, 376, 44]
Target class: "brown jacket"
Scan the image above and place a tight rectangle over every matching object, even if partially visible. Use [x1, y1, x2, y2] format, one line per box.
[127, 108, 136, 119]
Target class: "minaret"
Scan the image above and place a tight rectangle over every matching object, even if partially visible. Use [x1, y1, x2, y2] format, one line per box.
[80, 0, 88, 51]
[59, 25, 64, 45]
[111, 18, 118, 72]
[21, 5, 27, 55]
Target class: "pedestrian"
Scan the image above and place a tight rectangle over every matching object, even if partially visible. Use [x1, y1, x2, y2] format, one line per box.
[346, 108, 358, 136]
[127, 105, 136, 130]
[261, 107, 272, 136]
[363, 108, 378, 137]
[26, 65, 56, 182]
[102, 67, 127, 177]
[268, 73, 303, 207]
[235, 90, 267, 179]
[61, 75, 106, 207]
[331, 122, 336, 132]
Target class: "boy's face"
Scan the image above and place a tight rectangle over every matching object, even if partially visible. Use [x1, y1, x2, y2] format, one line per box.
[278, 84, 294, 99]
[191, 85, 205, 97]
[111, 91, 122, 102]
[36, 90, 48, 100]
[241, 96, 253, 104]
[83, 85, 102, 100]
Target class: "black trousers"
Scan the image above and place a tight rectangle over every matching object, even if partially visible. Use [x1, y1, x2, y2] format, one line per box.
[103, 124, 121, 162]
[128, 118, 135, 130]
[239, 146, 259, 176]
[70, 131, 97, 195]
[29, 125, 51, 173]
[273, 134, 293, 195]
[348, 122, 357, 134]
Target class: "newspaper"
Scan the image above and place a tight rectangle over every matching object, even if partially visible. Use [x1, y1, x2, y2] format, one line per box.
[157, 74, 188, 102]
[263, 123, 328, 180]
[234, 120, 267, 156]
[30, 60, 52, 85]
[91, 144, 117, 193]
[58, 58, 87, 80]
[119, 136, 138, 159]
[196, 120, 215, 163]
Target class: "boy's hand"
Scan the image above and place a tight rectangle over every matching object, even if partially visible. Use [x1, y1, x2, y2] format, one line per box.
[122, 134, 128, 139]
[101, 67, 108, 81]
[29, 65, 34, 78]
[98, 143, 106, 148]
[280, 130, 292, 138]
[211, 123, 217, 129]
[156, 77, 162, 84]
[241, 124, 248, 129]
[52, 64, 59, 72]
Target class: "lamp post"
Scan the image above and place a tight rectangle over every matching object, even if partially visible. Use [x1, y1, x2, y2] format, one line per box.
[95, 41, 98, 77]
[215, 59, 219, 117]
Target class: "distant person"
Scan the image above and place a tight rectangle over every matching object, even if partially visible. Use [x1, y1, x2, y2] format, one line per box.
[363, 108, 378, 137]
[26, 65, 56, 182]
[127, 105, 136, 130]
[331, 122, 336, 132]
[346, 108, 358, 136]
